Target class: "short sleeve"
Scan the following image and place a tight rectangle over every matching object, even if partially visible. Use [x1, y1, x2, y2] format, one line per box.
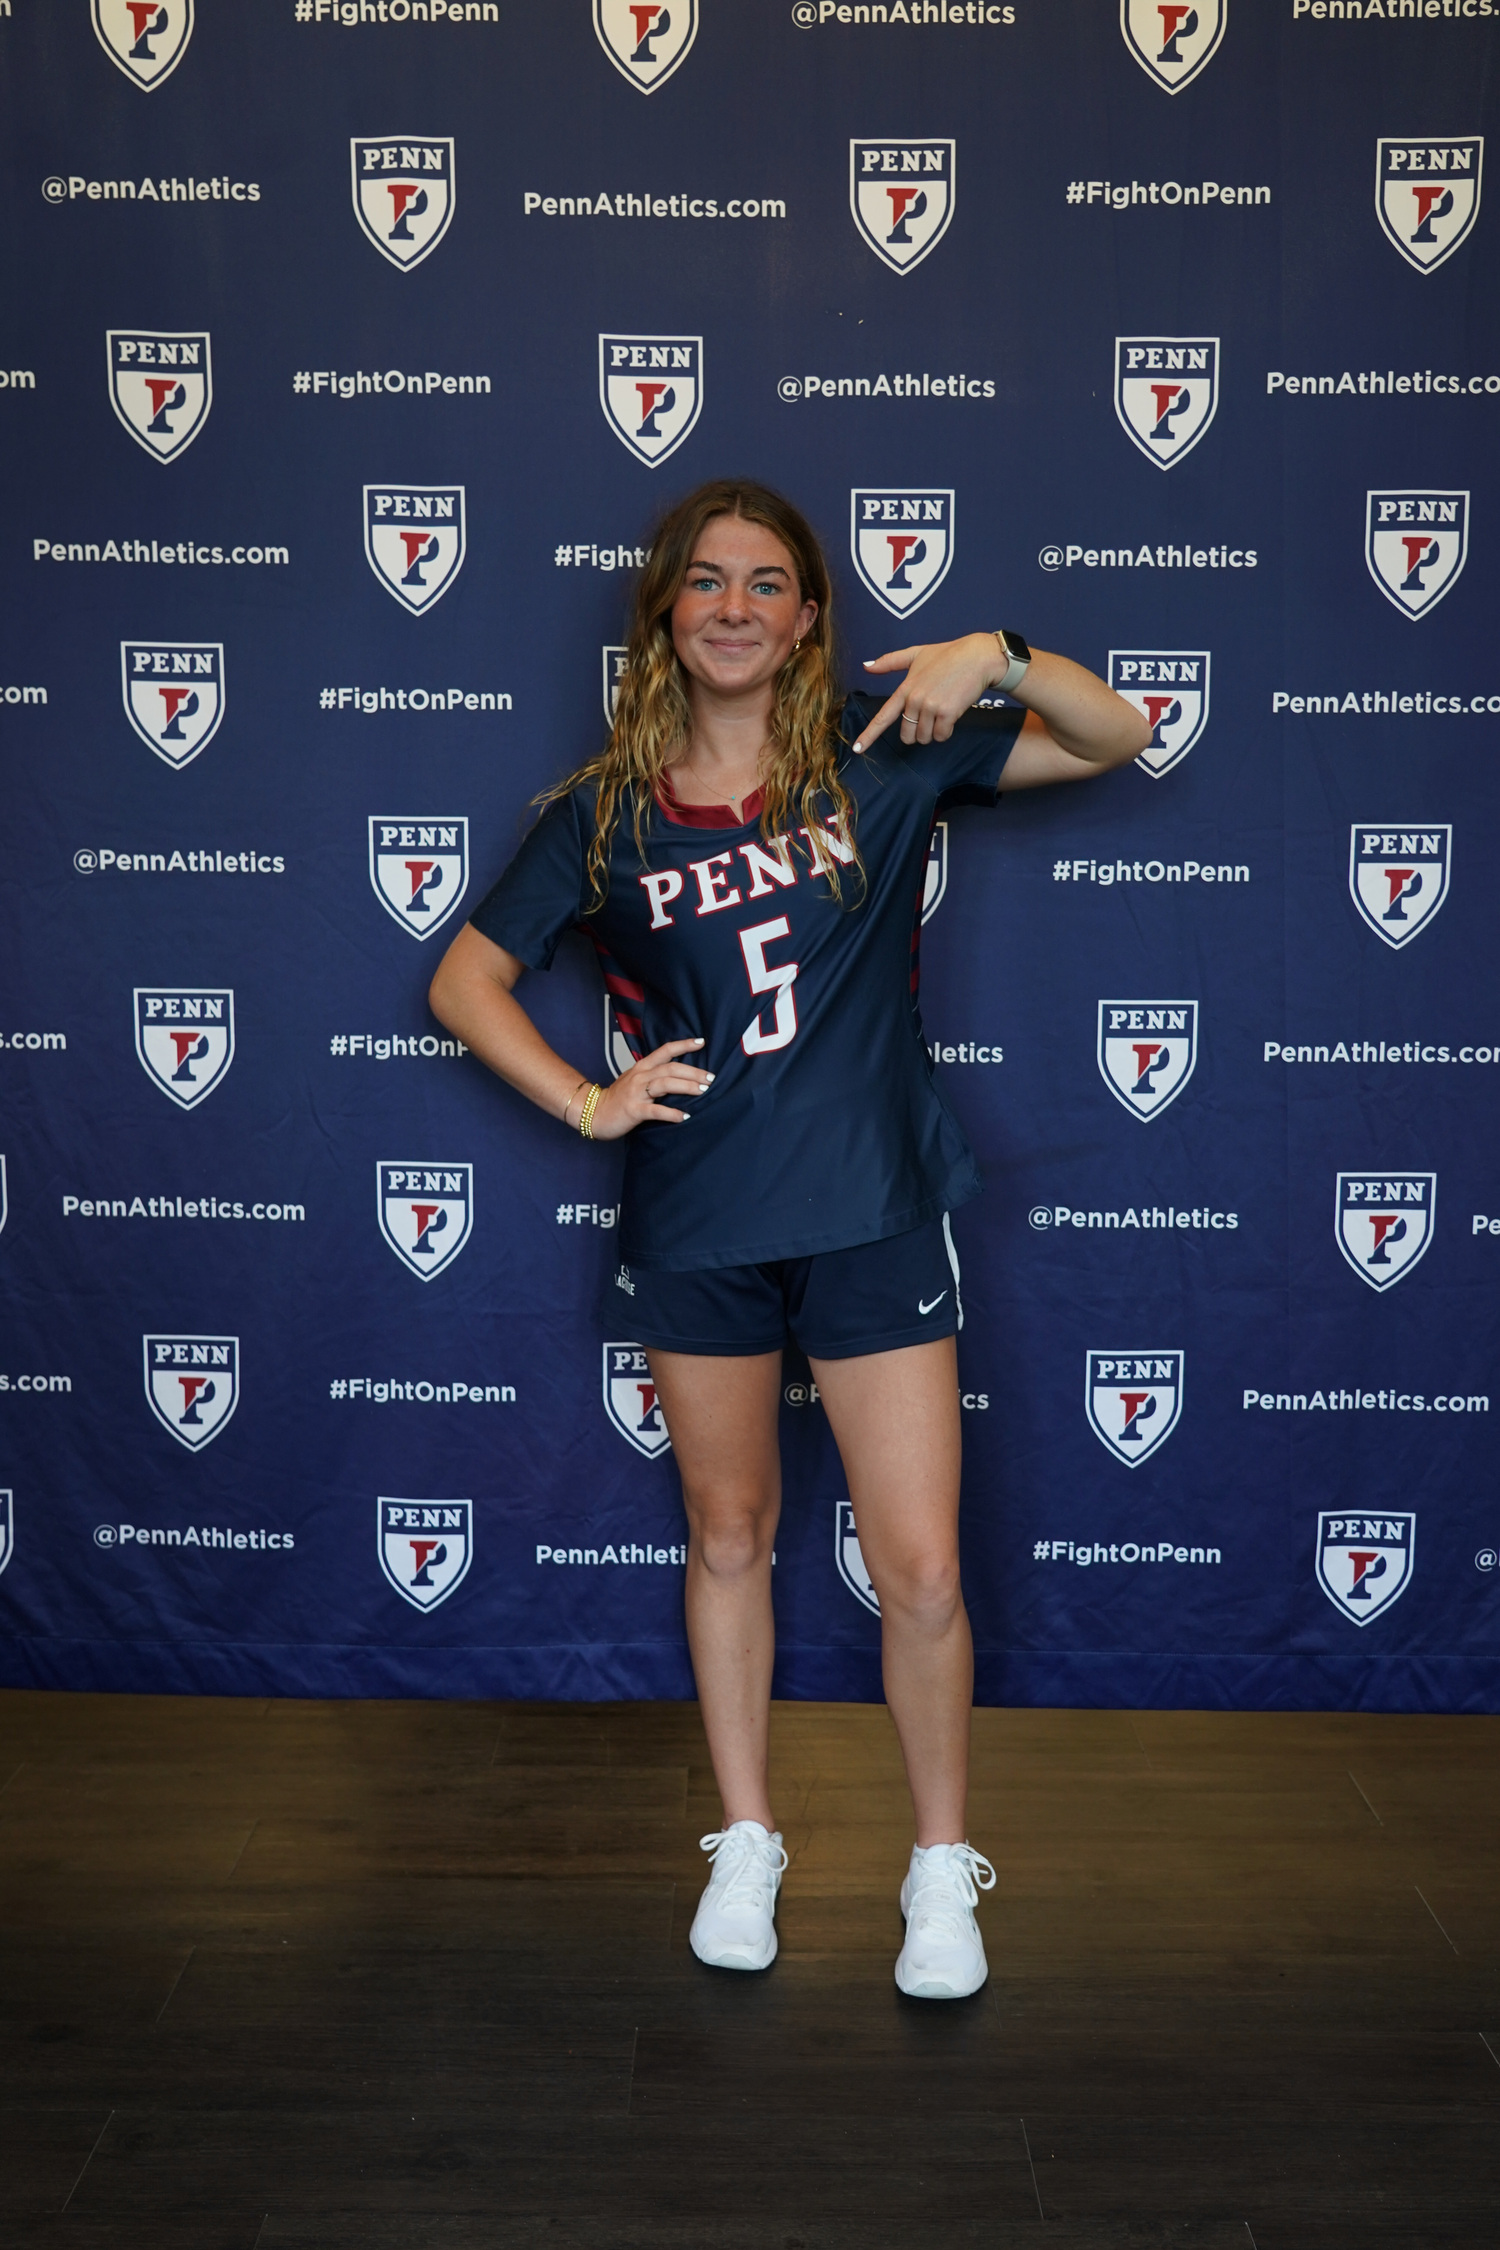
[841, 692, 1023, 809]
[468, 792, 590, 971]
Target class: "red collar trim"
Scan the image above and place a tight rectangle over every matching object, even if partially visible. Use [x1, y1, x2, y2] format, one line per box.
[655, 768, 764, 830]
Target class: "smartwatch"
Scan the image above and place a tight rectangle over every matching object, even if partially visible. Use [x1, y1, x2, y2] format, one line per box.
[991, 628, 1032, 697]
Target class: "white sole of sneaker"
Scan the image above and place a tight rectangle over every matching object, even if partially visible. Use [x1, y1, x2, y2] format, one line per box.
[691, 1943, 776, 1972]
[895, 1967, 987, 2000]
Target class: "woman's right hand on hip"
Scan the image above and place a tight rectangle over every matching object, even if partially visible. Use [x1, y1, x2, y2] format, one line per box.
[591, 1038, 714, 1137]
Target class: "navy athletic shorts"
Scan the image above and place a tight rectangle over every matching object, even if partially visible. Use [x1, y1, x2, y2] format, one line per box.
[613, 1214, 963, 1360]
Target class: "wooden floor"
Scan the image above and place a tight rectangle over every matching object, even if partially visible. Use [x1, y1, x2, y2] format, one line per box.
[1, 1693, 1497, 2249]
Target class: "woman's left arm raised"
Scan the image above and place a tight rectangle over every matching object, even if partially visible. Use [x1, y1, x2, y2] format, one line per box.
[853, 632, 1151, 788]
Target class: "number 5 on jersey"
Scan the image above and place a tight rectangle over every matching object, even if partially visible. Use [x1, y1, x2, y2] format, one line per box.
[739, 917, 798, 1053]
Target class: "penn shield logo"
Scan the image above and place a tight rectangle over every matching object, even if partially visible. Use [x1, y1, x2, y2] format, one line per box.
[849, 140, 956, 275]
[1349, 824, 1450, 949]
[850, 490, 954, 618]
[134, 988, 234, 1109]
[1121, 0, 1225, 91]
[368, 818, 469, 941]
[93, 0, 194, 89]
[593, 0, 697, 93]
[836, 1499, 880, 1616]
[1097, 1000, 1198, 1120]
[0, 1491, 11, 1580]
[1376, 139, 1482, 274]
[604, 995, 638, 1081]
[364, 486, 466, 614]
[603, 645, 629, 725]
[107, 331, 211, 463]
[1108, 651, 1209, 778]
[121, 642, 224, 769]
[1335, 1172, 1435, 1292]
[377, 1161, 473, 1281]
[1366, 491, 1468, 620]
[351, 138, 456, 271]
[1317, 1511, 1415, 1627]
[143, 1335, 238, 1452]
[1086, 1350, 1184, 1467]
[603, 1342, 672, 1459]
[599, 335, 703, 467]
[1115, 338, 1218, 470]
[922, 822, 948, 922]
[378, 1497, 473, 1611]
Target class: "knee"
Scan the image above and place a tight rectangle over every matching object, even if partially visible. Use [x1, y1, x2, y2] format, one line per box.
[873, 1547, 962, 1632]
[685, 1495, 776, 1584]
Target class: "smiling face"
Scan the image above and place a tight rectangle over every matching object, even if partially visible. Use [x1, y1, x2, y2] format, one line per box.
[669, 513, 819, 703]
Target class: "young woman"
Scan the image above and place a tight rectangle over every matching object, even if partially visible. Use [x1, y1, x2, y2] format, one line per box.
[430, 480, 1148, 1999]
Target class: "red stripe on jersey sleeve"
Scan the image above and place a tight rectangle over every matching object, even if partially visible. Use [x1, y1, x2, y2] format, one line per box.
[908, 865, 926, 998]
[584, 926, 647, 1056]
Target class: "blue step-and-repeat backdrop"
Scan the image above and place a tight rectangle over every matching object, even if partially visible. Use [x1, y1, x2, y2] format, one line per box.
[1, 0, 1497, 1710]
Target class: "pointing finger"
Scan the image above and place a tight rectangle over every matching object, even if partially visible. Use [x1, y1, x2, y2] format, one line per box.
[851, 688, 911, 754]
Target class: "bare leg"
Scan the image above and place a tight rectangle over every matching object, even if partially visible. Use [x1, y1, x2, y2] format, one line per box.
[646, 1349, 784, 1833]
[809, 1338, 970, 1846]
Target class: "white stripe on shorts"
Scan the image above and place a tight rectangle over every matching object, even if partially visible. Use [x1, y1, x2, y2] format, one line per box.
[941, 1212, 963, 1332]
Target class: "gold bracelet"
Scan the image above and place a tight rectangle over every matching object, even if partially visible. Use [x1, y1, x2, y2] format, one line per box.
[562, 1076, 589, 1125]
[578, 1083, 603, 1140]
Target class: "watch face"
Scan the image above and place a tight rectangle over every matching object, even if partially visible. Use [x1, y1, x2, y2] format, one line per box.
[1000, 630, 1031, 662]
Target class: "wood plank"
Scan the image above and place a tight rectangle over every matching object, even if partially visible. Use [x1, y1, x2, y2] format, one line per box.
[2, 1690, 1498, 2247]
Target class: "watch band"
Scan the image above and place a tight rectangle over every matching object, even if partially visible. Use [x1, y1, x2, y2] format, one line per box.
[992, 629, 1032, 697]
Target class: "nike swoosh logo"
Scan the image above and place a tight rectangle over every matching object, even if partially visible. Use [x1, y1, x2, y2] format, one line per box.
[918, 1292, 947, 1316]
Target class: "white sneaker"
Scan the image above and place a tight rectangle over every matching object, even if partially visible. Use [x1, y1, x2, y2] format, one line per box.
[895, 1841, 996, 1999]
[689, 1820, 788, 1972]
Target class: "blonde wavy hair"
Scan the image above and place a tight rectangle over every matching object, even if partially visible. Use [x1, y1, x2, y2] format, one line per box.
[537, 479, 861, 908]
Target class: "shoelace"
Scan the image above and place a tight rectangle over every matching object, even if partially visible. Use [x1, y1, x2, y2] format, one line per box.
[907, 1843, 997, 1944]
[699, 1825, 789, 1915]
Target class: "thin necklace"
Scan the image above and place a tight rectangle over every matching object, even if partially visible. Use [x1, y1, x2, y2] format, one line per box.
[681, 741, 770, 811]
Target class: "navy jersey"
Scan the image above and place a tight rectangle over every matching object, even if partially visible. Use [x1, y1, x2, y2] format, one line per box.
[469, 693, 1022, 1270]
